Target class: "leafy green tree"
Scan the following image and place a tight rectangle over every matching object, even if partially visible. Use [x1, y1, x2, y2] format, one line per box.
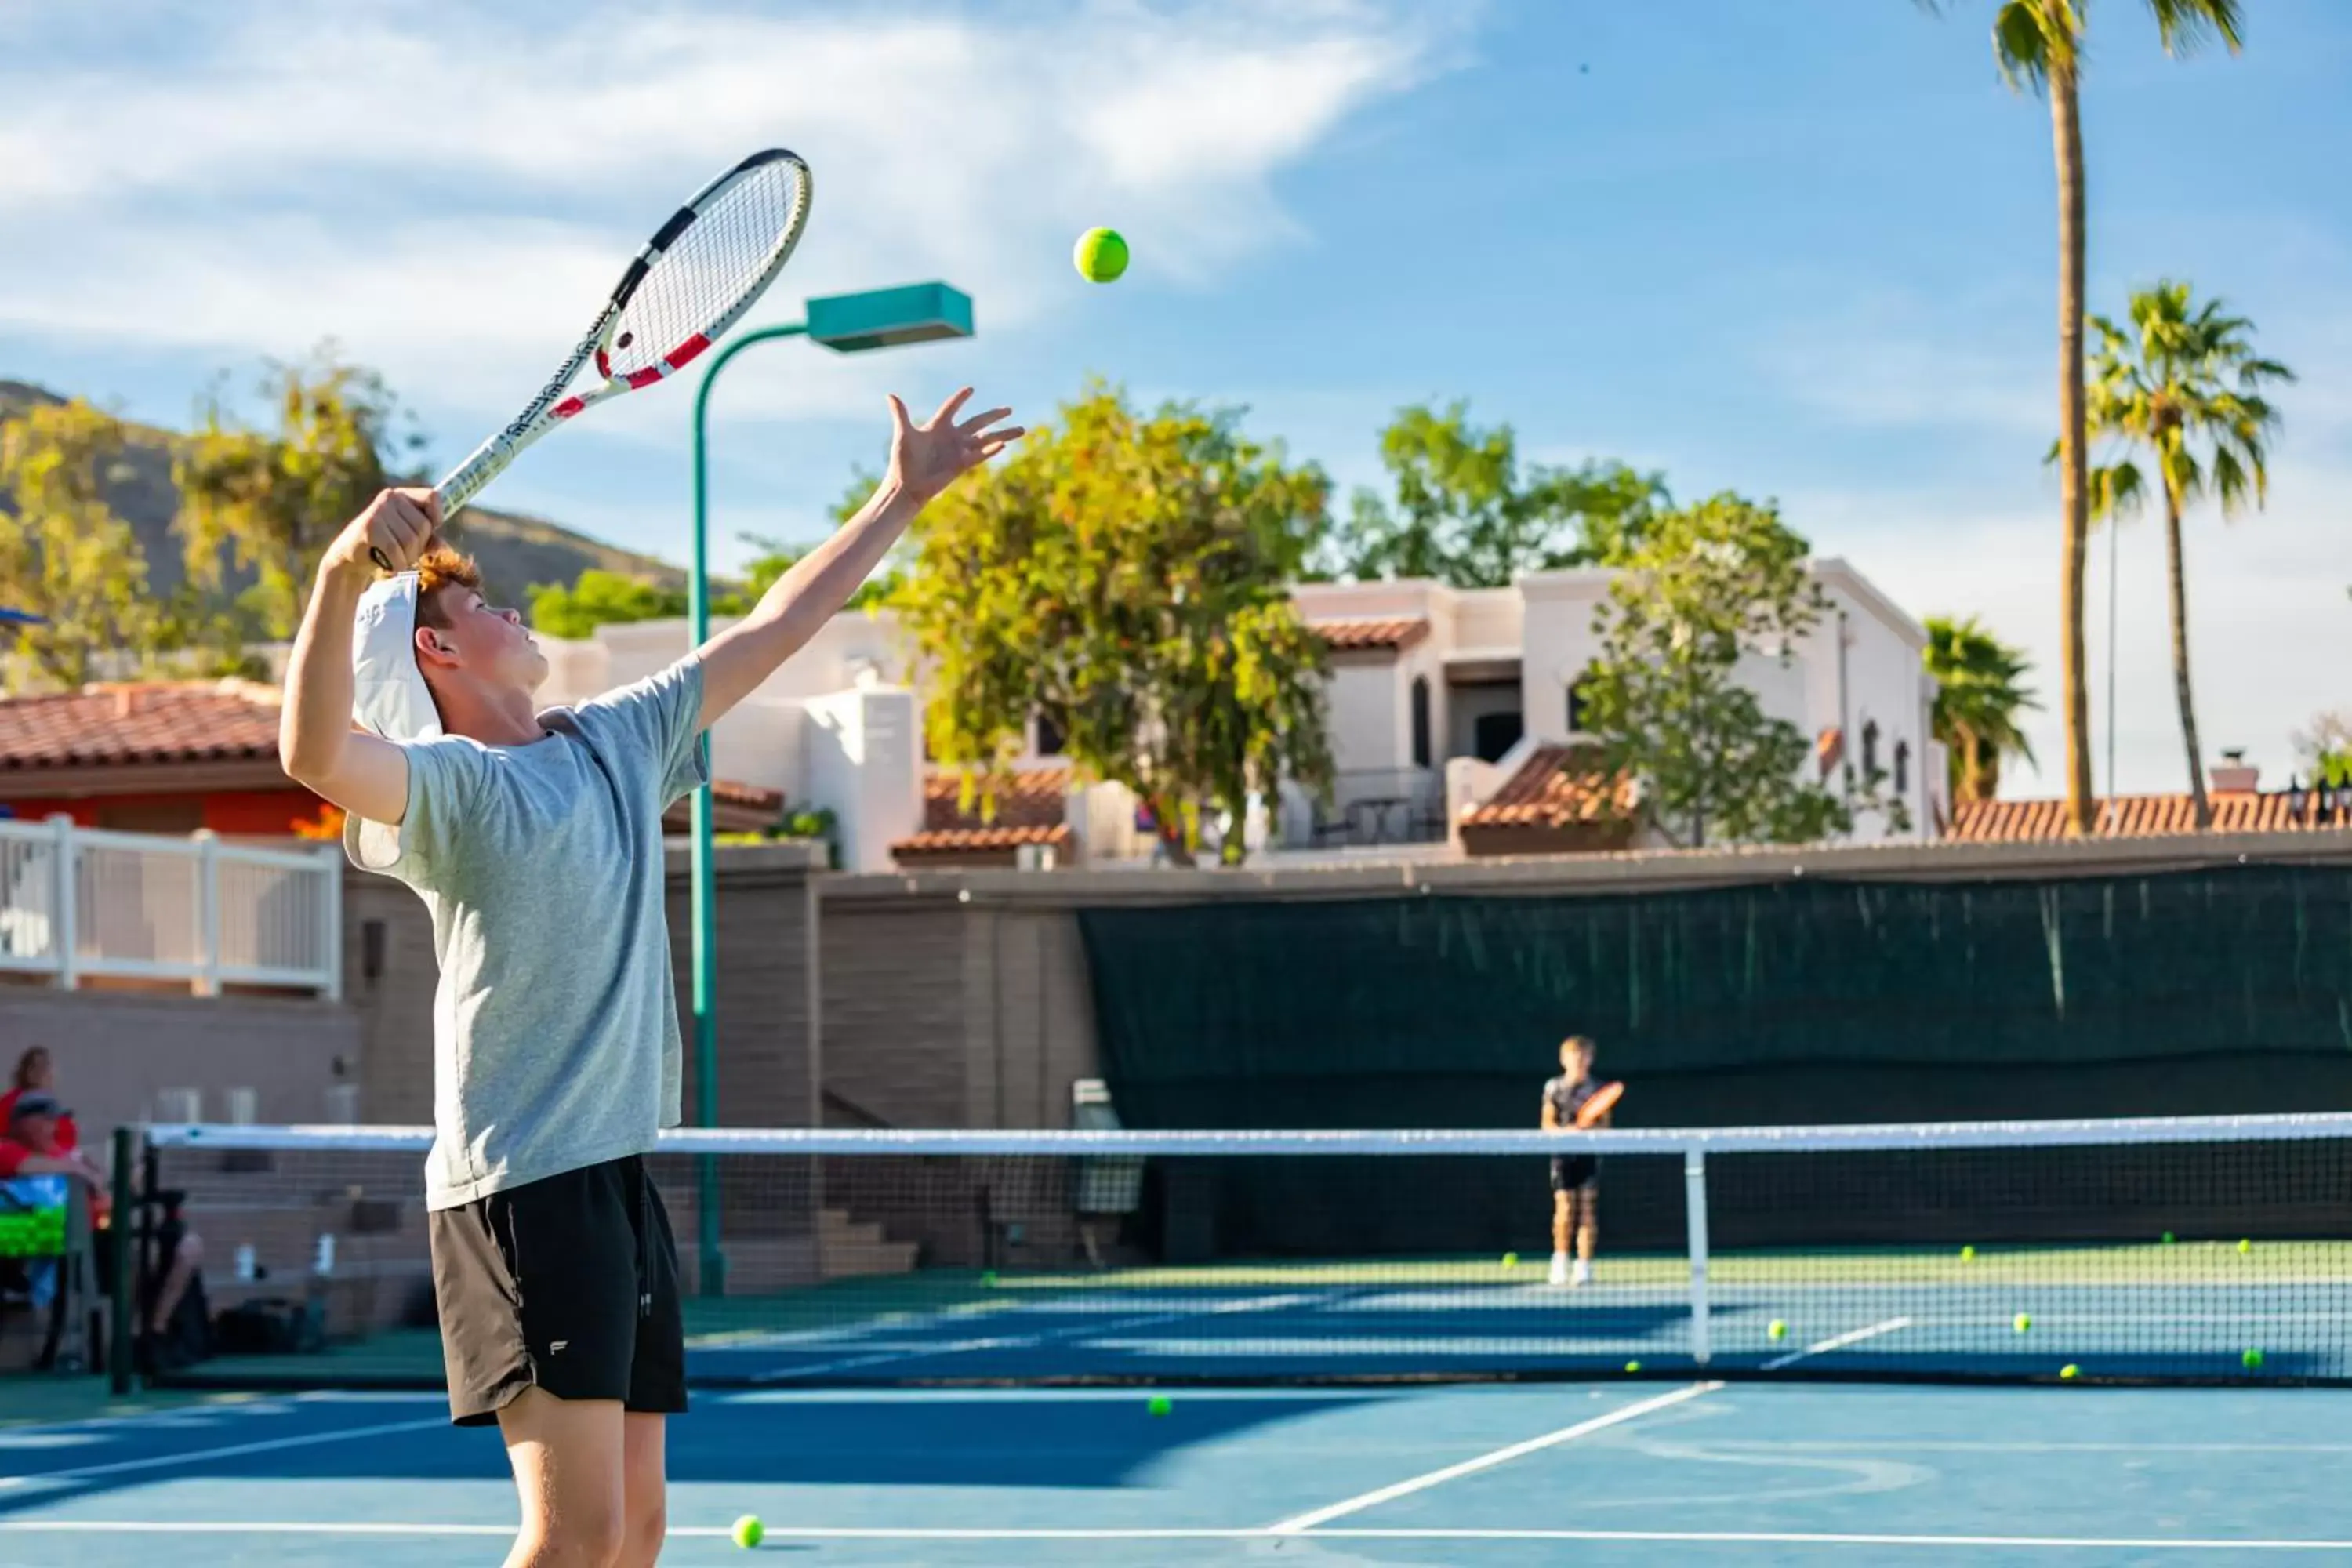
[1924, 614, 2040, 804]
[527, 570, 691, 638]
[2083, 279, 2290, 827]
[176, 348, 424, 637]
[1579, 495, 1853, 848]
[1327, 401, 1667, 586]
[896, 383, 1334, 866]
[2294, 712, 2352, 790]
[0, 399, 166, 690]
[1920, 0, 2245, 836]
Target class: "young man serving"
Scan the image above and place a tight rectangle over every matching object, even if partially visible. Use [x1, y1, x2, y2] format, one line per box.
[280, 389, 1018, 1568]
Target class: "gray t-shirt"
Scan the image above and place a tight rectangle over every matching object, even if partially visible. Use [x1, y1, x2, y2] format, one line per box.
[344, 657, 707, 1210]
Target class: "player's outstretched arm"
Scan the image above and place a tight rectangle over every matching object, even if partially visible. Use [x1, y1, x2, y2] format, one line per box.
[279, 490, 433, 824]
[694, 388, 1021, 732]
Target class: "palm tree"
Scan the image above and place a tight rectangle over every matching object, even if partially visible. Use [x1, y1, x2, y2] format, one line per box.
[1922, 0, 2244, 835]
[2084, 280, 2292, 827]
[1925, 615, 2040, 805]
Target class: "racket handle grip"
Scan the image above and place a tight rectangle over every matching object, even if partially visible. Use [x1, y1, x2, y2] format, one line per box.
[435, 430, 516, 519]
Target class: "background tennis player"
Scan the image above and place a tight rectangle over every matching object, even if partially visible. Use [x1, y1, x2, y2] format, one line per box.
[1541, 1034, 1612, 1287]
[279, 387, 1018, 1568]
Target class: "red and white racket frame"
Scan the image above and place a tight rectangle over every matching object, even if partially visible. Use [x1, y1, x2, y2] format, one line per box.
[371, 148, 811, 568]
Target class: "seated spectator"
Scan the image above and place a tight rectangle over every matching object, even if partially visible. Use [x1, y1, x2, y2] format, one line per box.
[2, 1093, 205, 1366]
[0, 1048, 78, 1151]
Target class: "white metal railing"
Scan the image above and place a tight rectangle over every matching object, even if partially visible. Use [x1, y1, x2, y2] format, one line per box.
[0, 816, 341, 998]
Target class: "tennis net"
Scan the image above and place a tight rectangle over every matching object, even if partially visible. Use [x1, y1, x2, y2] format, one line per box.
[130, 1113, 2352, 1390]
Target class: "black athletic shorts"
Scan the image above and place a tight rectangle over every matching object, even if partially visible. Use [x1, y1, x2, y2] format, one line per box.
[1550, 1155, 1599, 1195]
[427, 1153, 687, 1427]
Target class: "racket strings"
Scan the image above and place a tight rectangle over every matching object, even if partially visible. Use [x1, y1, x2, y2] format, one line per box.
[608, 159, 810, 378]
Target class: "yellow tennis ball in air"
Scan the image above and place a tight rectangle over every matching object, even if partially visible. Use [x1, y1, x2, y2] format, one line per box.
[1959, 1246, 1976, 1261]
[731, 1515, 764, 1549]
[1501, 1251, 1519, 1270]
[1624, 1359, 1642, 1374]
[1074, 227, 1129, 283]
[2013, 1312, 2032, 1334]
[1767, 1319, 1788, 1341]
[2238, 1239, 2252, 1254]
[2242, 1347, 2265, 1370]
[2060, 1363, 2080, 1381]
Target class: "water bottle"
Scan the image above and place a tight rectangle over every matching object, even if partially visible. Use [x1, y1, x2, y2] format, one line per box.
[313, 1234, 336, 1275]
[234, 1243, 256, 1282]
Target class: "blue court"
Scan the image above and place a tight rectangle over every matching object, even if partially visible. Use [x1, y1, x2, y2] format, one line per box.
[4, 1382, 2349, 1564]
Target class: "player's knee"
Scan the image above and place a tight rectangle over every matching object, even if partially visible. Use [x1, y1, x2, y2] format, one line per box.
[524, 1503, 626, 1568]
[621, 1495, 666, 1567]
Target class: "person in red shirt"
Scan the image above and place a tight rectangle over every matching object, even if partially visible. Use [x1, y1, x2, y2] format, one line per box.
[2, 1093, 204, 1357]
[0, 1047, 78, 1152]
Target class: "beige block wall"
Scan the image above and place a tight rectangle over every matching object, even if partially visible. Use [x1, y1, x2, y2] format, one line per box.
[0, 985, 357, 1149]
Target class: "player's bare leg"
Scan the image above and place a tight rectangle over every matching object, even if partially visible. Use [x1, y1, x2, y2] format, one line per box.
[1573, 1188, 1598, 1286]
[1550, 1190, 1573, 1285]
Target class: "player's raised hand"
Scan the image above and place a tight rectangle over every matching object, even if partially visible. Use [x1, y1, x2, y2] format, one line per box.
[885, 388, 1022, 505]
[325, 488, 441, 580]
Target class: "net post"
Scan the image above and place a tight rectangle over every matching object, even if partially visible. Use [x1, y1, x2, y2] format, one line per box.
[1683, 1147, 1711, 1367]
[107, 1125, 136, 1396]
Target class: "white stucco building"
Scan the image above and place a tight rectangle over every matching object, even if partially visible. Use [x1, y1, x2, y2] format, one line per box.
[530, 558, 1944, 870]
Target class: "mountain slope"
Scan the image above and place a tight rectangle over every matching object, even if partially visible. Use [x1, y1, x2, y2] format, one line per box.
[0, 378, 685, 604]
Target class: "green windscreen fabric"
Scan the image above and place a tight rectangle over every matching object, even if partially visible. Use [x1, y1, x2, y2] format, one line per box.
[1077, 866, 2352, 1131]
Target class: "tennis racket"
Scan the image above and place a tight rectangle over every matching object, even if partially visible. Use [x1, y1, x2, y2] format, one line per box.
[1574, 1080, 1624, 1129]
[369, 147, 813, 570]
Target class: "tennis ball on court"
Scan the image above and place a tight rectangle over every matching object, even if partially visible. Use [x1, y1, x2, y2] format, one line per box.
[1074, 227, 1129, 283]
[1959, 1246, 1976, 1261]
[1767, 1319, 1788, 1341]
[1624, 1359, 1642, 1374]
[2060, 1364, 2080, 1381]
[731, 1515, 764, 1549]
[2243, 1348, 2266, 1370]
[2013, 1312, 2032, 1334]
[1148, 1394, 1172, 1417]
[1501, 1251, 1519, 1269]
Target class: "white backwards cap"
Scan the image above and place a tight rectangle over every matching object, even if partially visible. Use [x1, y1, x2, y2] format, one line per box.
[343, 572, 441, 871]
[351, 572, 443, 743]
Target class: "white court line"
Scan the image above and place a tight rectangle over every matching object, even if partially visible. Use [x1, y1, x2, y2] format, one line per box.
[0, 1417, 445, 1491]
[1762, 1316, 1915, 1370]
[5, 1523, 2350, 1550]
[751, 1293, 1312, 1383]
[1265, 1382, 1722, 1534]
[1265, 1312, 1918, 1534]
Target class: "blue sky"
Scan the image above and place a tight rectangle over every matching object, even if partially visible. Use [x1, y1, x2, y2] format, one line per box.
[2, 0, 2346, 797]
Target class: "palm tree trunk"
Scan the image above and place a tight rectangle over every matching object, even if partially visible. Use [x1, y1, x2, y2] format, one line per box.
[2163, 487, 2211, 829]
[2051, 58, 2094, 837]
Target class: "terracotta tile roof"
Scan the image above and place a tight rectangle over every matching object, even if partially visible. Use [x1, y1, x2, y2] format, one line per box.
[921, 764, 1071, 832]
[1460, 744, 1639, 829]
[1311, 616, 1430, 653]
[1949, 790, 2351, 842]
[894, 823, 1073, 857]
[0, 681, 284, 771]
[0, 680, 782, 818]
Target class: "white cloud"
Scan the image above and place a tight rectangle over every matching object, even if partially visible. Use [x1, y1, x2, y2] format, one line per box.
[1795, 445, 2352, 800]
[0, 1, 1454, 425]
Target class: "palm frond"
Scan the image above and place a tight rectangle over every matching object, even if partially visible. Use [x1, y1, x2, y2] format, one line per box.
[2147, 0, 2245, 56]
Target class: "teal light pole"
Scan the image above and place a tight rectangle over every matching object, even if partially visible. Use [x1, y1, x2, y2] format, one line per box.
[687, 281, 975, 1294]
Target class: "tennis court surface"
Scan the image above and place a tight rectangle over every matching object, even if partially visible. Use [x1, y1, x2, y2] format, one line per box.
[6, 1383, 2352, 1563]
[27, 1112, 2345, 1560]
